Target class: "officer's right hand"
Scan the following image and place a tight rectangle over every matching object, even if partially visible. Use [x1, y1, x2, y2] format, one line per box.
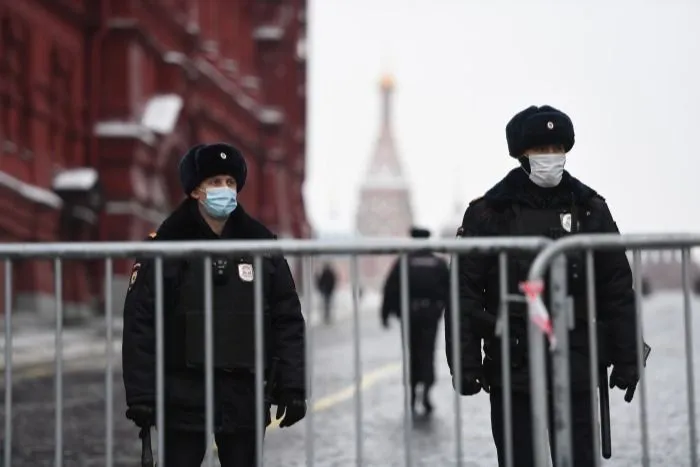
[126, 405, 155, 429]
[452, 370, 484, 396]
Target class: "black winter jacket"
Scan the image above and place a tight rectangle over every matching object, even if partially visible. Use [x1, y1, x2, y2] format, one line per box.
[445, 169, 638, 392]
[121, 199, 305, 431]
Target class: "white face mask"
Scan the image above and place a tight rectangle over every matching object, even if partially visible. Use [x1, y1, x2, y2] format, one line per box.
[527, 153, 566, 187]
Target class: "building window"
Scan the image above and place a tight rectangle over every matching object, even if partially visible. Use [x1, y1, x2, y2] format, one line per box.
[0, 13, 30, 152]
[0, 13, 10, 150]
[48, 45, 74, 166]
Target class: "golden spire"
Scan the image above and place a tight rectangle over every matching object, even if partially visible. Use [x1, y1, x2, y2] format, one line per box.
[380, 73, 394, 91]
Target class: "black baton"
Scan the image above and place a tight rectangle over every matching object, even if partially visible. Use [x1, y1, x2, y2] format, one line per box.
[265, 357, 280, 405]
[598, 366, 612, 459]
[140, 426, 154, 466]
[624, 342, 652, 403]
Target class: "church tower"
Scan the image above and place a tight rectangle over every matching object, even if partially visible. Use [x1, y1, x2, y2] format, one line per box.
[355, 74, 413, 289]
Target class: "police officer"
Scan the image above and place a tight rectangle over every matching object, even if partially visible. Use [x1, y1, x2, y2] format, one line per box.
[445, 106, 641, 466]
[316, 262, 337, 324]
[122, 143, 307, 466]
[381, 227, 450, 414]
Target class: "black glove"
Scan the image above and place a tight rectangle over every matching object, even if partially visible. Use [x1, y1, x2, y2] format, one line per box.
[382, 317, 390, 329]
[452, 369, 486, 396]
[275, 390, 307, 428]
[126, 404, 155, 429]
[609, 363, 639, 393]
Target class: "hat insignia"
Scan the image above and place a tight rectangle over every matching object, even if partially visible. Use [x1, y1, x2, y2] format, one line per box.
[547, 121, 554, 130]
[220, 152, 227, 159]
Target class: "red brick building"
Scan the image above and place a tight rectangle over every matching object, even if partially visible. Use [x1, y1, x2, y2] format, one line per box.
[0, 0, 308, 317]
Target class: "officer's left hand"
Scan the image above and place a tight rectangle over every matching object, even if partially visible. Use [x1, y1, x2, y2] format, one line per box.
[275, 390, 307, 428]
[609, 363, 639, 394]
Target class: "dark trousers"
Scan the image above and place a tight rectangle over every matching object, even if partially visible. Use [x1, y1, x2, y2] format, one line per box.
[490, 390, 595, 467]
[408, 312, 440, 388]
[164, 430, 259, 467]
[322, 294, 332, 323]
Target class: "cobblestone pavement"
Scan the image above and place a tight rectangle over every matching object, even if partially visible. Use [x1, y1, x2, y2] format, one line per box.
[1, 292, 698, 466]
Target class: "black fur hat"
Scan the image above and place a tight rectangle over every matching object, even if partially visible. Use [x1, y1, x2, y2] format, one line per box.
[505, 105, 575, 158]
[179, 143, 248, 194]
[410, 227, 431, 238]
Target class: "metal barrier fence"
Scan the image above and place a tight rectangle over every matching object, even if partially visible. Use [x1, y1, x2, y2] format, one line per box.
[0, 236, 549, 466]
[526, 233, 700, 467]
[1, 234, 696, 466]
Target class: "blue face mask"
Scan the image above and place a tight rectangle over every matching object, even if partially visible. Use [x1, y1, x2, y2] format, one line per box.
[201, 187, 237, 218]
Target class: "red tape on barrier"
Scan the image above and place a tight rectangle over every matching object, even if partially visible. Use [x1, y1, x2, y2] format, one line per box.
[519, 280, 556, 348]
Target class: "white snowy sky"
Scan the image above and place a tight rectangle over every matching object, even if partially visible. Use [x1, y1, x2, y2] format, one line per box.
[302, 0, 700, 235]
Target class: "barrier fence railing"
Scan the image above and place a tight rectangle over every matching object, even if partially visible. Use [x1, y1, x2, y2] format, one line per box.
[0, 237, 549, 467]
[1, 234, 694, 466]
[526, 233, 700, 467]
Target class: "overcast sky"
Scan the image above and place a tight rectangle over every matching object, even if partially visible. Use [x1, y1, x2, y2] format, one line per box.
[303, 0, 700, 236]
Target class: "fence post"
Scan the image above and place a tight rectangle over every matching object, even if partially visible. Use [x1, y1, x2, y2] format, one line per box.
[550, 254, 573, 465]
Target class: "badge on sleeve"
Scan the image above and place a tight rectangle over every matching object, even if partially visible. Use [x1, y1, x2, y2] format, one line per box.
[238, 263, 254, 282]
[128, 263, 141, 291]
[560, 213, 572, 232]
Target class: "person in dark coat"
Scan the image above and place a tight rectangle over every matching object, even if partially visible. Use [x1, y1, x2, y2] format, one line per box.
[315, 262, 337, 324]
[381, 227, 450, 414]
[445, 106, 641, 466]
[122, 143, 307, 467]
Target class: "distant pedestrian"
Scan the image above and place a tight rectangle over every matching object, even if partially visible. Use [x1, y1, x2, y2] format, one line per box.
[316, 262, 337, 324]
[381, 227, 449, 415]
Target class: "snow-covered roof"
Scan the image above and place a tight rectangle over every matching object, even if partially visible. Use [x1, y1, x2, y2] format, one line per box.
[94, 121, 156, 146]
[0, 171, 62, 209]
[141, 94, 183, 134]
[52, 168, 98, 191]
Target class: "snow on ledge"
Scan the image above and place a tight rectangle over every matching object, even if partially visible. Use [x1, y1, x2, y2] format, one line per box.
[141, 94, 183, 134]
[0, 170, 63, 209]
[93, 122, 156, 146]
[258, 107, 284, 124]
[53, 168, 99, 192]
[253, 25, 284, 41]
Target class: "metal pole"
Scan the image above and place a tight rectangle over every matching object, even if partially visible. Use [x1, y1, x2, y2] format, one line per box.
[254, 255, 265, 467]
[399, 254, 413, 467]
[302, 256, 315, 467]
[632, 251, 650, 467]
[350, 255, 364, 466]
[449, 254, 463, 466]
[154, 257, 166, 466]
[526, 301, 549, 466]
[585, 251, 601, 467]
[4, 260, 13, 467]
[498, 253, 514, 467]
[54, 258, 64, 467]
[0, 236, 553, 259]
[203, 256, 215, 467]
[681, 249, 698, 466]
[550, 254, 573, 466]
[104, 258, 115, 467]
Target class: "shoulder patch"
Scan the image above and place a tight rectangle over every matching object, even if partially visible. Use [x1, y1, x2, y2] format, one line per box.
[128, 263, 141, 290]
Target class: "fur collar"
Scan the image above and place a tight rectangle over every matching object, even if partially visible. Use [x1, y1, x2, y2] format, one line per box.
[152, 198, 276, 241]
[481, 168, 600, 208]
